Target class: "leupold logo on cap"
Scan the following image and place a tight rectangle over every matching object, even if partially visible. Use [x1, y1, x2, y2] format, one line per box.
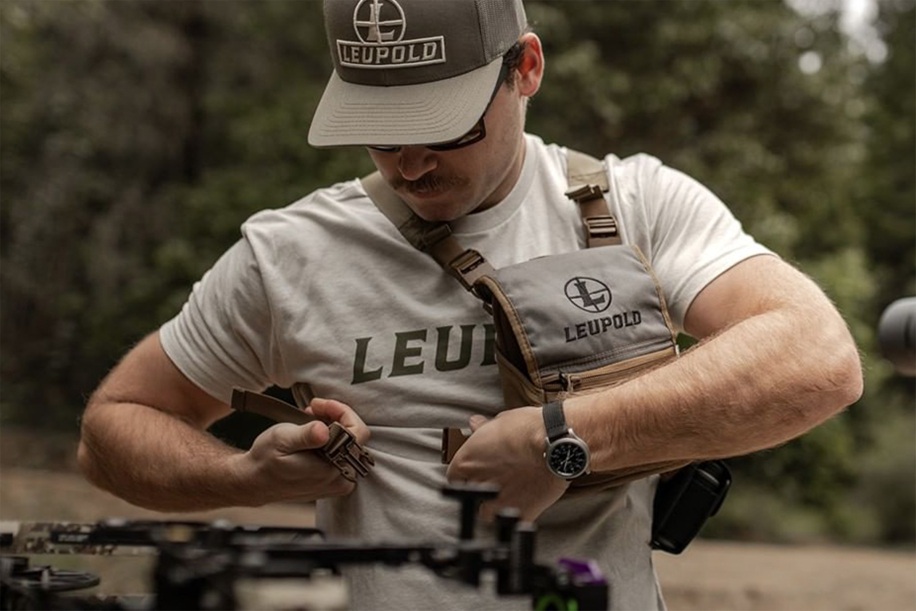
[338, 0, 447, 69]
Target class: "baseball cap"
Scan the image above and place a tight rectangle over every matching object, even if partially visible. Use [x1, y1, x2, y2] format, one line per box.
[308, 0, 528, 148]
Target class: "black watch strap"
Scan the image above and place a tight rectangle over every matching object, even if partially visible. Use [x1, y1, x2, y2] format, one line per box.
[543, 400, 568, 442]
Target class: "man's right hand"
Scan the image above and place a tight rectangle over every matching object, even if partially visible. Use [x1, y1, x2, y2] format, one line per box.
[79, 332, 373, 512]
[234, 397, 371, 504]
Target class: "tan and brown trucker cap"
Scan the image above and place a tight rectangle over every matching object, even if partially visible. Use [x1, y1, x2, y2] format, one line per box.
[308, 0, 528, 148]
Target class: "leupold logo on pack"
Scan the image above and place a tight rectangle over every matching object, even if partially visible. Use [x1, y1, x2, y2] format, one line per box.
[564, 277, 612, 313]
[338, 0, 447, 69]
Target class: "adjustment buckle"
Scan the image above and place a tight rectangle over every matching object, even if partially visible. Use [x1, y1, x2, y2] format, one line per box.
[322, 423, 375, 482]
[449, 249, 493, 293]
[565, 184, 605, 203]
[584, 215, 619, 241]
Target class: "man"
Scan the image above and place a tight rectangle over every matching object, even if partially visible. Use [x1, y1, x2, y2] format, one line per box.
[77, 1, 863, 609]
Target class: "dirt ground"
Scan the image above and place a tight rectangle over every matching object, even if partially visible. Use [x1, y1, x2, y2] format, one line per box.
[1, 429, 914, 611]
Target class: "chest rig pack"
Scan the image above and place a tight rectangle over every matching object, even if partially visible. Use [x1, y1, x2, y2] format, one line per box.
[227, 148, 728, 554]
[363, 149, 692, 493]
[363, 149, 731, 554]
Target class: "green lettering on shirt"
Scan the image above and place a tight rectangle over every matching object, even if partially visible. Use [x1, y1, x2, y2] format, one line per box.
[352, 336, 384, 384]
[390, 329, 427, 377]
[435, 325, 475, 372]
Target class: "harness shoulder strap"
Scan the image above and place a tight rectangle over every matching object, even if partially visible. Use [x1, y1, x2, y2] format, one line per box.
[361, 172, 451, 251]
[566, 149, 610, 190]
[361, 172, 493, 294]
[565, 149, 622, 247]
[360, 147, 620, 293]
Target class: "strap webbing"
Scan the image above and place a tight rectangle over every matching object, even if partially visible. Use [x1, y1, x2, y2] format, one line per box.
[565, 150, 622, 248]
[231, 388, 315, 425]
[361, 147, 621, 294]
[361, 172, 494, 293]
[567, 149, 610, 190]
[361, 172, 452, 252]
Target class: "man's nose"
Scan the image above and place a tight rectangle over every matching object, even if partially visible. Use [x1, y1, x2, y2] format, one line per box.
[397, 146, 438, 181]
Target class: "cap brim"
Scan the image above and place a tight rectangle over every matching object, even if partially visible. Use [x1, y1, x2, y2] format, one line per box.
[308, 57, 504, 148]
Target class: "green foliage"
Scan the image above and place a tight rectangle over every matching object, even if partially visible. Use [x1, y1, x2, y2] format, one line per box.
[1, 0, 912, 544]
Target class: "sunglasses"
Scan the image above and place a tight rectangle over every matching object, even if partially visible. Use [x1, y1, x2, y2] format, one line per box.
[368, 116, 487, 153]
[367, 60, 510, 154]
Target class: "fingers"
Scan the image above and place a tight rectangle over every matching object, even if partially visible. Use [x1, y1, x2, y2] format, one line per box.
[445, 461, 460, 482]
[272, 421, 330, 453]
[468, 414, 488, 432]
[310, 398, 370, 445]
[308, 397, 354, 424]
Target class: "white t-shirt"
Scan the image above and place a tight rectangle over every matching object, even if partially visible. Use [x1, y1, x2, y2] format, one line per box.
[161, 134, 772, 610]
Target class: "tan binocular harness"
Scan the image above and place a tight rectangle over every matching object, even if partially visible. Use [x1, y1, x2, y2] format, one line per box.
[363, 150, 690, 494]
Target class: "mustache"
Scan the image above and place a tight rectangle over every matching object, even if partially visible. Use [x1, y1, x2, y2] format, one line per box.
[392, 174, 468, 194]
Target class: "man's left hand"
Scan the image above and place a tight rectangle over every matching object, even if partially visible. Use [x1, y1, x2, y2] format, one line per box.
[445, 406, 568, 522]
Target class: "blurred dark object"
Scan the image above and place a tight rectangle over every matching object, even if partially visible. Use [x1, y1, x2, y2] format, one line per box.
[651, 461, 732, 555]
[878, 297, 916, 376]
[0, 486, 609, 610]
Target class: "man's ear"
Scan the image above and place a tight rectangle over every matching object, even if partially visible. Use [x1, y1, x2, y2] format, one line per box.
[516, 33, 544, 98]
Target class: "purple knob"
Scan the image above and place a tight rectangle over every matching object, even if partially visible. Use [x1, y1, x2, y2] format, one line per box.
[558, 558, 607, 586]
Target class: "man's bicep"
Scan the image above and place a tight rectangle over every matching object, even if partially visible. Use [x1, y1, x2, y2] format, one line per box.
[683, 254, 826, 339]
[90, 331, 231, 429]
[640, 162, 774, 330]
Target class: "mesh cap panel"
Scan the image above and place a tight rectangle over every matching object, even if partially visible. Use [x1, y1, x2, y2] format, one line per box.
[478, 0, 528, 59]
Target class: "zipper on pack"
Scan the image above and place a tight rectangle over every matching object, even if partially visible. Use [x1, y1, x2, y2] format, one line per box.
[542, 347, 677, 394]
[557, 372, 577, 393]
[544, 372, 578, 393]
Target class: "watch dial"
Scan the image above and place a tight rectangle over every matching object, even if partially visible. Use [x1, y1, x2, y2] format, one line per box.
[548, 442, 588, 478]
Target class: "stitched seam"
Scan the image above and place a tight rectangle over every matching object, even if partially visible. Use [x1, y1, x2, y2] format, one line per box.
[484, 276, 543, 387]
[632, 245, 679, 344]
[539, 340, 674, 373]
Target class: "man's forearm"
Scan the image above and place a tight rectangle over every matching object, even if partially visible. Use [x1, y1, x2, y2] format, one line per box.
[566, 302, 863, 472]
[78, 401, 250, 512]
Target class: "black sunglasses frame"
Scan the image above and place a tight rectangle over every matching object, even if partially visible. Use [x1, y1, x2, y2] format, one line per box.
[368, 59, 511, 154]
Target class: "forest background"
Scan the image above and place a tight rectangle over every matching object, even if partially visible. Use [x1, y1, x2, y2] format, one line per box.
[1, 0, 913, 547]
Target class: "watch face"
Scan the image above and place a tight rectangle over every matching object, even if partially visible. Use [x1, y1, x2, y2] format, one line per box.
[547, 440, 589, 478]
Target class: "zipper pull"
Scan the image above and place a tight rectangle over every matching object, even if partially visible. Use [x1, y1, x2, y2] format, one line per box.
[557, 372, 577, 393]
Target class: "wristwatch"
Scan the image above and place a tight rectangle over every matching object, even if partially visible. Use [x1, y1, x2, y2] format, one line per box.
[542, 400, 591, 479]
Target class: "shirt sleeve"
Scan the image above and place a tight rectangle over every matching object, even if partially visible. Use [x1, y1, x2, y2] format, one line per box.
[159, 238, 284, 404]
[635, 159, 774, 331]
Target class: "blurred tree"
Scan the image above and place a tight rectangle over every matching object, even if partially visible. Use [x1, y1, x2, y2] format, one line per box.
[2, 1, 212, 426]
[848, 0, 915, 544]
[527, 1, 867, 258]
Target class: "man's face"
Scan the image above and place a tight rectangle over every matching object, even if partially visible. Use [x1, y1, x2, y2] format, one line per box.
[366, 81, 527, 223]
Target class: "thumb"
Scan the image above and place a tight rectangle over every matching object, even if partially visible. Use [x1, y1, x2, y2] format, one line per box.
[275, 421, 330, 453]
[468, 415, 489, 432]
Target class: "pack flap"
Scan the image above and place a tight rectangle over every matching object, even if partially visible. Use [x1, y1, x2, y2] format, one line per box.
[488, 245, 677, 377]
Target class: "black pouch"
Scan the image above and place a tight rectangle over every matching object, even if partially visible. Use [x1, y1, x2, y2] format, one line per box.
[650, 460, 732, 554]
